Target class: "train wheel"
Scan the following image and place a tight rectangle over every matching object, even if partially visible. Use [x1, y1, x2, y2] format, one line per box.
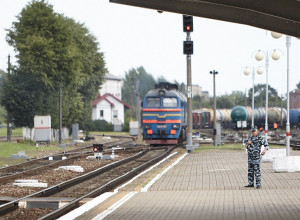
[179, 128, 187, 142]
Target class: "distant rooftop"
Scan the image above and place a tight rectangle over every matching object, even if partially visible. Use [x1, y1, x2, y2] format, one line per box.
[105, 73, 121, 81]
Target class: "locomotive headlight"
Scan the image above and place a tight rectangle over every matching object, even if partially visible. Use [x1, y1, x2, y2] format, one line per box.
[144, 124, 150, 129]
[172, 124, 180, 129]
[158, 89, 165, 96]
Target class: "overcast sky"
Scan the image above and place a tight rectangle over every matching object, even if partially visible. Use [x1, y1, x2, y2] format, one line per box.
[1, 0, 299, 97]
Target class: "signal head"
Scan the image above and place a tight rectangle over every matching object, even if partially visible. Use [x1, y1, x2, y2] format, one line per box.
[183, 15, 193, 32]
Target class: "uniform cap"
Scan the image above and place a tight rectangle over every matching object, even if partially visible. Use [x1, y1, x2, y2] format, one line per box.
[251, 126, 258, 131]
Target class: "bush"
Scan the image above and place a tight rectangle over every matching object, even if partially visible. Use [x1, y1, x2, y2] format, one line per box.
[93, 119, 113, 131]
[122, 118, 130, 132]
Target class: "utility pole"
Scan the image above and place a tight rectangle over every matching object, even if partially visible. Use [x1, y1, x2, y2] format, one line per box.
[130, 73, 135, 120]
[135, 80, 140, 125]
[210, 70, 218, 146]
[183, 15, 193, 153]
[7, 55, 11, 142]
[59, 87, 62, 144]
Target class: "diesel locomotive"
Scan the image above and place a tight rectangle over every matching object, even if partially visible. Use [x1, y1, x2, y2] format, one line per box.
[142, 82, 187, 145]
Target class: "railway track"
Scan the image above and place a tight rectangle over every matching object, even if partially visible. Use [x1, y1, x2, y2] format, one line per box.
[0, 145, 178, 219]
[196, 129, 300, 149]
[0, 137, 134, 183]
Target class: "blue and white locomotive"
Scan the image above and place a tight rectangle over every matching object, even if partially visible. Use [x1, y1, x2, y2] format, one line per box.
[142, 82, 187, 145]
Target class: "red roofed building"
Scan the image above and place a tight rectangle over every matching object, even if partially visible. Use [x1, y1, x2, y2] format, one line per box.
[92, 73, 130, 130]
[92, 93, 130, 128]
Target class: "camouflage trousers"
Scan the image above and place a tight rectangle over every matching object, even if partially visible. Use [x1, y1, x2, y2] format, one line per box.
[248, 157, 261, 186]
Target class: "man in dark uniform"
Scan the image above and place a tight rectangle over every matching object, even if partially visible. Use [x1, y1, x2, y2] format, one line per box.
[244, 126, 269, 189]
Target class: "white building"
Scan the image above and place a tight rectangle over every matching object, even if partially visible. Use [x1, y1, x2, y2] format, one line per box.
[92, 93, 130, 124]
[92, 73, 130, 130]
[192, 84, 202, 97]
[99, 73, 122, 99]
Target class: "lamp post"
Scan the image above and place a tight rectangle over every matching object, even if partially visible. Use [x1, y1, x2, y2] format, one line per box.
[210, 70, 218, 146]
[243, 66, 264, 127]
[254, 50, 280, 141]
[286, 35, 291, 156]
[270, 32, 291, 156]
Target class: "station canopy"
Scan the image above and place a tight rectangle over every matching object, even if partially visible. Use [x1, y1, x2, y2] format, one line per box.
[110, 0, 300, 38]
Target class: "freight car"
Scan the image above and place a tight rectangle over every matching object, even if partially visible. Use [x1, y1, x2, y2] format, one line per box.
[230, 106, 300, 129]
[192, 110, 211, 129]
[142, 82, 187, 145]
[192, 106, 300, 130]
[192, 108, 232, 129]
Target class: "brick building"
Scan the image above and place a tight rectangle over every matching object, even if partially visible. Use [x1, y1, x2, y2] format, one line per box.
[290, 89, 300, 109]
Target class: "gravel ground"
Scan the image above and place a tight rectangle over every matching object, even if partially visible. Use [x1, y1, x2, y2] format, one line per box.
[0, 148, 167, 220]
[0, 208, 52, 220]
[0, 135, 148, 220]
[0, 152, 131, 198]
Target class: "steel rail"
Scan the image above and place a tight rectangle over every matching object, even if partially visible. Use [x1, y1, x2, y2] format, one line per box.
[0, 149, 149, 215]
[39, 146, 176, 220]
[0, 137, 133, 176]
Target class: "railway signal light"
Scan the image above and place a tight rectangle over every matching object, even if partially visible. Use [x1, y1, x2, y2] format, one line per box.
[93, 144, 103, 152]
[183, 15, 193, 32]
[183, 41, 193, 55]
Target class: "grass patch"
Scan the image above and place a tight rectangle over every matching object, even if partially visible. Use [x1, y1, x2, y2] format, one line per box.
[0, 127, 22, 136]
[0, 141, 66, 167]
[89, 131, 130, 136]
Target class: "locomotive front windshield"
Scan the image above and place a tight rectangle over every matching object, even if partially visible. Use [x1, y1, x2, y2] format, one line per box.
[163, 97, 177, 107]
[146, 97, 178, 108]
[146, 98, 160, 107]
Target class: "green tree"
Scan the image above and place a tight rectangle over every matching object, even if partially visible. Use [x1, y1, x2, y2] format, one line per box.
[192, 94, 202, 109]
[121, 66, 156, 110]
[192, 95, 212, 109]
[2, 1, 105, 129]
[296, 81, 300, 89]
[229, 91, 247, 106]
[217, 95, 235, 108]
[156, 75, 169, 83]
[248, 84, 280, 108]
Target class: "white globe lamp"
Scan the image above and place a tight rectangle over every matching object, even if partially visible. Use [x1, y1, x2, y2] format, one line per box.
[271, 50, 280, 60]
[271, 32, 282, 39]
[243, 68, 251, 76]
[255, 51, 264, 61]
[257, 67, 264, 75]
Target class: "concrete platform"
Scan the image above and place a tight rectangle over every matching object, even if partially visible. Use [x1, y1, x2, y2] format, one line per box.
[69, 148, 300, 220]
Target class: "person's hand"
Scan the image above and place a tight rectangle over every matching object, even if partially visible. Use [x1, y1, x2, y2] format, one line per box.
[261, 151, 266, 156]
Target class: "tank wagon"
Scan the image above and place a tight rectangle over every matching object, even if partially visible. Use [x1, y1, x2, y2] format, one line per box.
[192, 107, 299, 130]
[142, 82, 187, 145]
[230, 106, 300, 129]
[192, 109, 232, 129]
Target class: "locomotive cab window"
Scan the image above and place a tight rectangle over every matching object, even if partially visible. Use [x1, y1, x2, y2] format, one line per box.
[146, 98, 160, 107]
[163, 97, 177, 107]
